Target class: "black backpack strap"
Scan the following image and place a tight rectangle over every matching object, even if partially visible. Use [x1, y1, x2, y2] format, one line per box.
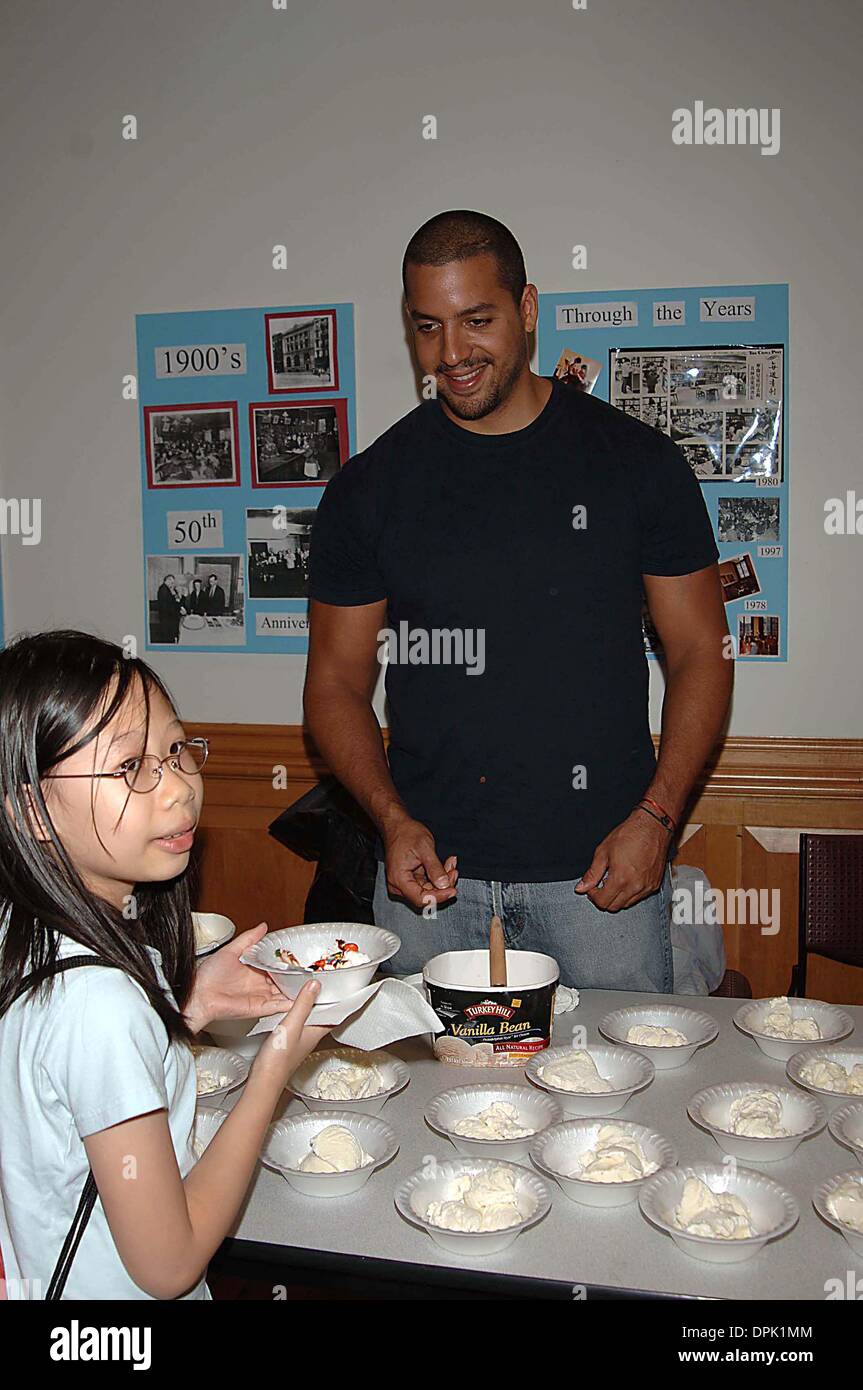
[13, 954, 120, 1300]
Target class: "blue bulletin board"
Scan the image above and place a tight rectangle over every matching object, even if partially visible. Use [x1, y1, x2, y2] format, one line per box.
[538, 284, 789, 661]
[135, 302, 356, 654]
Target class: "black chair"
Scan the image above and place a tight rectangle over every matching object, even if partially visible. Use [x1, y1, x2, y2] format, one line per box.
[789, 833, 863, 996]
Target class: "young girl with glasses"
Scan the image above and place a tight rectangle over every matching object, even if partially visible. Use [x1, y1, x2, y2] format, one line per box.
[0, 629, 328, 1300]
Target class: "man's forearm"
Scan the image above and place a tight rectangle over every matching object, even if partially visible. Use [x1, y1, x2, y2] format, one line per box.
[644, 650, 732, 825]
[304, 683, 410, 835]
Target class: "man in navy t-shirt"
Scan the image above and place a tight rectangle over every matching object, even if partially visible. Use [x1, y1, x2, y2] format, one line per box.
[305, 210, 731, 989]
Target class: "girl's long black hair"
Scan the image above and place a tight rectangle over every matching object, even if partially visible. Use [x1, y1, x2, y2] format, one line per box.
[0, 629, 197, 1043]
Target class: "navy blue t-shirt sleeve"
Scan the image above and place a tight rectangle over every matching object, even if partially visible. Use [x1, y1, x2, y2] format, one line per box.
[308, 462, 388, 605]
[636, 433, 720, 576]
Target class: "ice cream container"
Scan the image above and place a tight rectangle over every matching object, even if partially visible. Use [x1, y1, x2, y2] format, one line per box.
[423, 949, 559, 1068]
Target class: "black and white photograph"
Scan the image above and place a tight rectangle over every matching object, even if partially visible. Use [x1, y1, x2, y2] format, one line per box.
[617, 397, 642, 419]
[250, 400, 347, 486]
[147, 554, 245, 645]
[669, 406, 723, 442]
[725, 404, 781, 446]
[144, 404, 240, 488]
[265, 310, 338, 393]
[640, 396, 668, 432]
[246, 507, 315, 598]
[641, 355, 669, 395]
[612, 354, 640, 396]
[669, 352, 748, 407]
[718, 496, 781, 544]
[680, 440, 726, 479]
[726, 438, 782, 482]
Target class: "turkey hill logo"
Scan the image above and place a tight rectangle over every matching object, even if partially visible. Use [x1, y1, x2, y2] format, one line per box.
[463, 999, 517, 1021]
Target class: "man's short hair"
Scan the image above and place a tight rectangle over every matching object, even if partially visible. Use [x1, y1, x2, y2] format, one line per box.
[402, 210, 527, 307]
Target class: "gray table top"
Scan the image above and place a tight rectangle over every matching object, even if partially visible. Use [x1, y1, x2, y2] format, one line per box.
[218, 989, 863, 1300]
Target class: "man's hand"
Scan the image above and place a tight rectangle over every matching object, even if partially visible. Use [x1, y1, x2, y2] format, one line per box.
[382, 814, 458, 910]
[574, 810, 671, 912]
[186, 922, 296, 1032]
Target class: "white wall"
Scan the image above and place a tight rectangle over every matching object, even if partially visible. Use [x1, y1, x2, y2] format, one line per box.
[1, 0, 860, 733]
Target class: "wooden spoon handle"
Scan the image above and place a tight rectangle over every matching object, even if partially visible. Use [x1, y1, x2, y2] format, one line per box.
[489, 915, 507, 987]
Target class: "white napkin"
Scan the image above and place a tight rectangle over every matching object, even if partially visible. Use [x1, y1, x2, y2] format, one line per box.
[247, 976, 444, 1050]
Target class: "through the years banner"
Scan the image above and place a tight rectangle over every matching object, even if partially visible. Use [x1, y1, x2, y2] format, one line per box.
[538, 284, 789, 661]
[135, 302, 356, 654]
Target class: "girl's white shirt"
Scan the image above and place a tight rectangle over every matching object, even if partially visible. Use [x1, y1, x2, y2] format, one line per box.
[0, 920, 210, 1300]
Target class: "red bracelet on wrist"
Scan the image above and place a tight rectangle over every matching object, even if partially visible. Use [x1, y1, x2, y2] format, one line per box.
[637, 797, 677, 834]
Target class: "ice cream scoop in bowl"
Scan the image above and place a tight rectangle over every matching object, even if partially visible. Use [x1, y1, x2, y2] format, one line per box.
[395, 1156, 551, 1256]
[425, 1083, 561, 1159]
[639, 1163, 798, 1264]
[525, 1043, 654, 1116]
[599, 1006, 717, 1070]
[687, 1081, 825, 1162]
[734, 997, 853, 1061]
[289, 1046, 409, 1115]
[529, 1117, 677, 1208]
[261, 1111, 398, 1197]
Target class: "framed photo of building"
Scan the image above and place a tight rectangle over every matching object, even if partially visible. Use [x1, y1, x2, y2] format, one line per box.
[265, 310, 338, 393]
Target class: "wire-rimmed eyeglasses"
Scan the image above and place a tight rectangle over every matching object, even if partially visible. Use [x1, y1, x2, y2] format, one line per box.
[42, 738, 209, 794]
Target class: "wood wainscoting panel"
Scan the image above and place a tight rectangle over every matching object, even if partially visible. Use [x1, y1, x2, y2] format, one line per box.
[185, 725, 863, 1000]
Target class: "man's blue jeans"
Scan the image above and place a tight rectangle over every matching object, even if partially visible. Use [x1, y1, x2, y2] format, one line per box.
[373, 860, 674, 992]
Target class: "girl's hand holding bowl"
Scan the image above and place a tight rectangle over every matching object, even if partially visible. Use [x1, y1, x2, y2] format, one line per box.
[252, 977, 331, 1084]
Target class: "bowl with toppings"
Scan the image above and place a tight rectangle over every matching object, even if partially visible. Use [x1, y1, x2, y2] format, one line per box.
[192, 911, 236, 958]
[529, 1118, 677, 1208]
[191, 1106, 230, 1159]
[191, 1045, 249, 1100]
[687, 1082, 825, 1162]
[425, 1084, 561, 1159]
[394, 1157, 551, 1255]
[813, 1170, 863, 1256]
[261, 1111, 398, 1197]
[240, 923, 400, 1004]
[734, 996, 853, 1061]
[828, 1101, 863, 1162]
[289, 1045, 409, 1115]
[639, 1163, 798, 1264]
[525, 1043, 654, 1116]
[786, 1045, 863, 1105]
[599, 1006, 717, 1070]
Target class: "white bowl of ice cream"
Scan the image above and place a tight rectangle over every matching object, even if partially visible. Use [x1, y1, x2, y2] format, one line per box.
[191, 1045, 249, 1100]
[813, 1170, 863, 1256]
[192, 911, 237, 957]
[687, 1082, 825, 1162]
[191, 1106, 230, 1158]
[828, 1101, 863, 1162]
[599, 1006, 717, 1070]
[289, 1046, 409, 1115]
[525, 1044, 654, 1115]
[394, 1157, 551, 1255]
[786, 1046, 863, 1105]
[425, 1084, 561, 1160]
[240, 923, 400, 1004]
[639, 1163, 798, 1264]
[261, 1111, 398, 1197]
[529, 1118, 677, 1208]
[734, 996, 853, 1061]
